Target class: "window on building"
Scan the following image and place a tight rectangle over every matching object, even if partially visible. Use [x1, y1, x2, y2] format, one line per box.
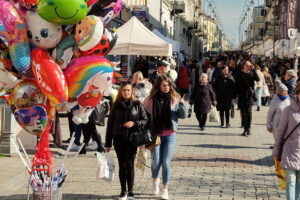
[164, 20, 167, 36]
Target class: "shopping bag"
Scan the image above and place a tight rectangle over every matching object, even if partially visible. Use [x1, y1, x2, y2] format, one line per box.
[209, 106, 220, 123]
[274, 156, 286, 190]
[262, 85, 270, 97]
[96, 152, 115, 181]
[135, 146, 148, 176]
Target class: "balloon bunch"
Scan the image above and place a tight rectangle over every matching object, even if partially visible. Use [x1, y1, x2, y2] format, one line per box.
[0, 0, 121, 193]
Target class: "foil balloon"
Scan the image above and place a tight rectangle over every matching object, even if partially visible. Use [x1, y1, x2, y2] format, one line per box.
[64, 56, 114, 124]
[38, 0, 88, 25]
[0, 61, 21, 95]
[113, 0, 123, 18]
[26, 11, 62, 49]
[31, 48, 68, 104]
[0, 0, 31, 74]
[10, 80, 46, 109]
[21, 0, 40, 9]
[75, 15, 103, 51]
[14, 105, 48, 136]
[53, 35, 77, 66]
[88, 0, 118, 25]
[81, 28, 117, 57]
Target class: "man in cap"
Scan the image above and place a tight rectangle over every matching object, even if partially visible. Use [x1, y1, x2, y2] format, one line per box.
[149, 60, 175, 88]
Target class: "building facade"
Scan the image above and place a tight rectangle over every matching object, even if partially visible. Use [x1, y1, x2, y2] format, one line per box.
[203, 16, 218, 52]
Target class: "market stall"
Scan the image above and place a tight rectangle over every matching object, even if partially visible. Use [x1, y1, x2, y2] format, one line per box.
[152, 29, 180, 53]
[109, 16, 172, 56]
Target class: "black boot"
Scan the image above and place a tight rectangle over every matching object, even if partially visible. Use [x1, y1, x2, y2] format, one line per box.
[247, 129, 251, 136]
[241, 130, 248, 137]
[257, 106, 260, 111]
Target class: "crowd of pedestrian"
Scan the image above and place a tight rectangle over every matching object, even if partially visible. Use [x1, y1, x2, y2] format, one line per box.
[55, 51, 300, 200]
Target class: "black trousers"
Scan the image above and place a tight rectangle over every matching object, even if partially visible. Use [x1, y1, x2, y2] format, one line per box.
[240, 105, 253, 131]
[82, 120, 104, 152]
[219, 110, 230, 125]
[114, 136, 137, 192]
[262, 97, 269, 106]
[195, 113, 208, 128]
[67, 111, 74, 138]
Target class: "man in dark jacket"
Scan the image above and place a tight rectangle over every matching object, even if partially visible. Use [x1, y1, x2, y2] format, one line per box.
[211, 61, 223, 84]
[214, 66, 236, 128]
[149, 60, 176, 88]
[235, 61, 260, 136]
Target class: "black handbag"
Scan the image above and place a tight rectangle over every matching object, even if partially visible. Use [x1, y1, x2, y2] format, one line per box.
[90, 101, 110, 126]
[278, 122, 300, 161]
[129, 128, 153, 147]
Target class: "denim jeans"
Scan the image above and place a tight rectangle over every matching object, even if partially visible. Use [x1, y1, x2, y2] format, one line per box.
[285, 169, 300, 200]
[255, 87, 262, 107]
[151, 134, 176, 185]
[68, 106, 82, 146]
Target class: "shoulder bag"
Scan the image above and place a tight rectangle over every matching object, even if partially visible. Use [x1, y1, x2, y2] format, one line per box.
[278, 122, 300, 161]
[129, 127, 153, 147]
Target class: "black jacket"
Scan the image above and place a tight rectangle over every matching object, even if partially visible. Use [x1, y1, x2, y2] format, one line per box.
[214, 74, 237, 111]
[235, 70, 260, 108]
[190, 83, 216, 114]
[105, 100, 148, 147]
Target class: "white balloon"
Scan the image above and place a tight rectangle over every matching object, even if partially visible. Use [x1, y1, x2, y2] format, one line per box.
[26, 11, 62, 49]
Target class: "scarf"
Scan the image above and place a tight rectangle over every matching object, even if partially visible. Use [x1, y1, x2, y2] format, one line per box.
[277, 94, 289, 101]
[152, 91, 172, 134]
[118, 99, 134, 137]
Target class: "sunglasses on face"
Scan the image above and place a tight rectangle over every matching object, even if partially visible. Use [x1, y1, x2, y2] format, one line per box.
[120, 81, 132, 86]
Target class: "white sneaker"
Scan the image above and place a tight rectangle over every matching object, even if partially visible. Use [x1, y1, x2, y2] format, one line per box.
[88, 141, 98, 150]
[152, 179, 160, 195]
[160, 188, 168, 200]
[70, 143, 80, 152]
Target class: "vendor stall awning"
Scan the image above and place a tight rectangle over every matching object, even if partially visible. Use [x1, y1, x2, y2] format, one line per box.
[152, 29, 180, 53]
[109, 17, 172, 56]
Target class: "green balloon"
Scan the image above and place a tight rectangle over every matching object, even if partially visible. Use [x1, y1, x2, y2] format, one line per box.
[38, 0, 88, 25]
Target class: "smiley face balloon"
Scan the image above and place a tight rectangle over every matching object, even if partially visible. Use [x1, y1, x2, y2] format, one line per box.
[38, 0, 88, 25]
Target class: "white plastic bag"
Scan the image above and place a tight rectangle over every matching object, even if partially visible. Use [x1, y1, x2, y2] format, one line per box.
[96, 152, 115, 181]
[209, 106, 220, 123]
[262, 85, 270, 97]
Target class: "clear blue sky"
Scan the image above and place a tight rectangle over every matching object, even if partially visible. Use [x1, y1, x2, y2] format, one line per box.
[212, 0, 245, 47]
[210, 0, 264, 47]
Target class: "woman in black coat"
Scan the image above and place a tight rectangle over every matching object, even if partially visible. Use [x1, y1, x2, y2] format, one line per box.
[190, 73, 216, 130]
[214, 66, 236, 128]
[105, 82, 148, 200]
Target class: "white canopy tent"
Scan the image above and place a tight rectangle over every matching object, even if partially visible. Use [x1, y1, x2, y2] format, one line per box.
[152, 29, 181, 53]
[109, 17, 172, 56]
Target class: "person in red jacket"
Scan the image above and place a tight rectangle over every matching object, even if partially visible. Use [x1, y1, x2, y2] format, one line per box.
[177, 61, 190, 97]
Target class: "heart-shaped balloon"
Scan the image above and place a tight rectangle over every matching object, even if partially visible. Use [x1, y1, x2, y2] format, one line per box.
[14, 105, 48, 136]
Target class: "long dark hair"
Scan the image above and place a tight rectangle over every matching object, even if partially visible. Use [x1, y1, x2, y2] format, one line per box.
[149, 75, 180, 99]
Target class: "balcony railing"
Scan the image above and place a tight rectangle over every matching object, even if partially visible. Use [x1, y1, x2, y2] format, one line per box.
[171, 0, 185, 15]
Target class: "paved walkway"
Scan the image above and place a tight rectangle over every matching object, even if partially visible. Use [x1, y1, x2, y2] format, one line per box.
[0, 106, 285, 199]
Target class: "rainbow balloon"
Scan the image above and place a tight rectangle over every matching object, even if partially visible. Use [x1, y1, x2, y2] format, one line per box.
[64, 56, 114, 98]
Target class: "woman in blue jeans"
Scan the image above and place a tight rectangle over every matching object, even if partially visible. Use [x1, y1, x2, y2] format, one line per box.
[144, 75, 187, 200]
[273, 82, 300, 200]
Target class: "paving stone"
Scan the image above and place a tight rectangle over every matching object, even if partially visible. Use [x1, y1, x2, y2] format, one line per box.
[0, 106, 286, 199]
